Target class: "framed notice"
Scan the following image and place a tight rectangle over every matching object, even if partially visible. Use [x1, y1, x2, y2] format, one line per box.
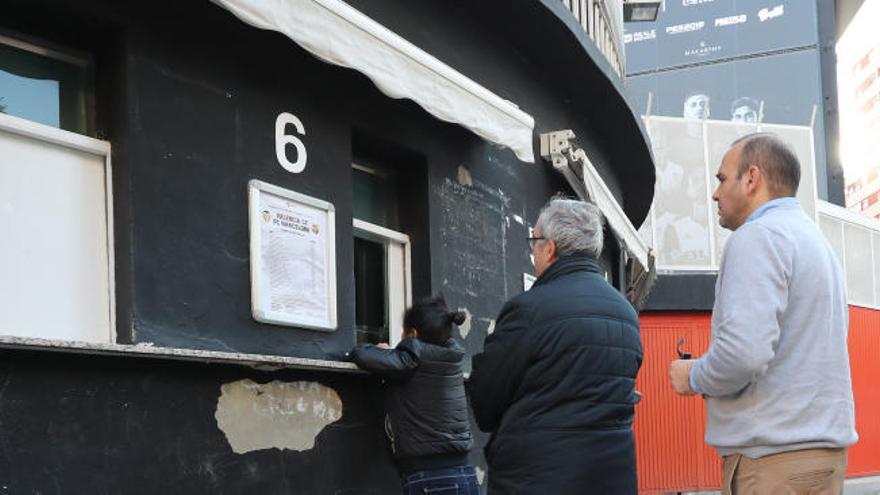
[248, 179, 337, 331]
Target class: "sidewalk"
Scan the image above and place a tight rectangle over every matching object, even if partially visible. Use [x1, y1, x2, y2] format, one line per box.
[845, 476, 880, 495]
[678, 475, 880, 495]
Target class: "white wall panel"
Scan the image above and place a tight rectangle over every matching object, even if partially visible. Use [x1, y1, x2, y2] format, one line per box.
[705, 121, 756, 266]
[763, 124, 818, 221]
[0, 127, 112, 342]
[819, 214, 845, 267]
[645, 116, 819, 272]
[874, 233, 880, 308]
[647, 117, 712, 269]
[844, 223, 874, 307]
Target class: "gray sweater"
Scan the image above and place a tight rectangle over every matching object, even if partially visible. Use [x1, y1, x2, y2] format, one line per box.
[690, 199, 858, 458]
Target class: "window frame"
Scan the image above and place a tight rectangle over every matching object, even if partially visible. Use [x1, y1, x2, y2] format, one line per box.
[352, 218, 412, 346]
[0, 31, 90, 68]
[0, 30, 96, 136]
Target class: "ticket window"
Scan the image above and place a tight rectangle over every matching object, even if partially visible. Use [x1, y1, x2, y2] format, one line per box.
[0, 32, 113, 343]
[352, 163, 411, 346]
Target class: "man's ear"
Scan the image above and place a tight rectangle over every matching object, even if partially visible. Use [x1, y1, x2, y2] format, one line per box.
[746, 164, 762, 193]
[546, 239, 558, 261]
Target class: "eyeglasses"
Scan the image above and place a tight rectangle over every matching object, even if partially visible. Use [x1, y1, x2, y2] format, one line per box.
[527, 236, 545, 249]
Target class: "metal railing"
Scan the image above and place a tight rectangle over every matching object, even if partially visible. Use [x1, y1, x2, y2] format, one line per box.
[561, 0, 625, 77]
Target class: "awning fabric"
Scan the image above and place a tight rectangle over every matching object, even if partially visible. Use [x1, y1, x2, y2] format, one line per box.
[211, 0, 536, 163]
[576, 154, 650, 269]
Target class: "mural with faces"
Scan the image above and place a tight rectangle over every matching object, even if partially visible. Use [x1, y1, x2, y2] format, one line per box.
[730, 97, 759, 123]
[631, 51, 821, 129]
[627, 48, 828, 202]
[682, 93, 710, 120]
[681, 93, 759, 122]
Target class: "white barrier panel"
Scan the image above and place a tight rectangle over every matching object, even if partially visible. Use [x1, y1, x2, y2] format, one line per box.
[643, 116, 818, 271]
[645, 117, 712, 270]
[818, 201, 880, 310]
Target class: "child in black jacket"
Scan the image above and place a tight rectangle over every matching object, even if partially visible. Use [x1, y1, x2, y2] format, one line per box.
[351, 295, 479, 495]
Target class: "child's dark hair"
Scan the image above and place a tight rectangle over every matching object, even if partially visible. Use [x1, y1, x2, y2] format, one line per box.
[403, 294, 466, 345]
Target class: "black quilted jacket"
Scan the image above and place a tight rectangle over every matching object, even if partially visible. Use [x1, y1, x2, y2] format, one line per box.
[352, 337, 472, 473]
[469, 255, 643, 494]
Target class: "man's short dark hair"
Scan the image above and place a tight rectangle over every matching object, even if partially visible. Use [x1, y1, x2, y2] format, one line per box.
[731, 132, 800, 196]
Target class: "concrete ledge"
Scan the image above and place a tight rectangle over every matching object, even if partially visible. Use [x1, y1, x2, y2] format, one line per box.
[0, 335, 364, 374]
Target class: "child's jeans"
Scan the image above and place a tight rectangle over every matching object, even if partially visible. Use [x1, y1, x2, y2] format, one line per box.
[400, 465, 480, 495]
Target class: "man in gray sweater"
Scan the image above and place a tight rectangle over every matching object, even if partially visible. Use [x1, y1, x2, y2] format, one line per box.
[668, 133, 857, 494]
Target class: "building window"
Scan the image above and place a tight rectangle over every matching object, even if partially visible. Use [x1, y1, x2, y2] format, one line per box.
[0, 32, 93, 135]
[352, 163, 412, 346]
[352, 162, 399, 228]
[0, 35, 112, 344]
[353, 218, 411, 346]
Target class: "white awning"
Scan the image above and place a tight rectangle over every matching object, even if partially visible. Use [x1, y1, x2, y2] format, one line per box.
[211, 0, 536, 163]
[577, 155, 650, 269]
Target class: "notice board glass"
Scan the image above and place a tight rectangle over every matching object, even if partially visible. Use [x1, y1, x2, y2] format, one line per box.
[248, 179, 337, 331]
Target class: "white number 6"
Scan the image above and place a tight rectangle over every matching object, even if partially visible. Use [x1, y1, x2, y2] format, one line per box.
[275, 112, 307, 173]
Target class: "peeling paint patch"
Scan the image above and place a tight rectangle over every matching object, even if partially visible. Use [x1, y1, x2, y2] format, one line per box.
[215, 379, 342, 454]
[513, 214, 524, 225]
[476, 466, 486, 485]
[457, 165, 473, 187]
[457, 308, 472, 338]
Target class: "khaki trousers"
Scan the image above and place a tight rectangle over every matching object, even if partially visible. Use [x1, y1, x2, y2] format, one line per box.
[722, 448, 847, 495]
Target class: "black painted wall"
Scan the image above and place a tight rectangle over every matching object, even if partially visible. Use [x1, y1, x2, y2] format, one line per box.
[645, 273, 717, 311]
[0, 350, 399, 493]
[817, 0, 846, 206]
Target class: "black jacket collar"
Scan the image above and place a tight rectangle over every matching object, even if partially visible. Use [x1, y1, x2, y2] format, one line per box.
[533, 255, 600, 288]
[398, 337, 465, 362]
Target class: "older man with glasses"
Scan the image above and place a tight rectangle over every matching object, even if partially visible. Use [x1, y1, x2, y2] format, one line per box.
[469, 197, 643, 494]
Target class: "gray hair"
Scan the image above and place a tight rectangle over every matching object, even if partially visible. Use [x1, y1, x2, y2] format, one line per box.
[536, 197, 604, 258]
[731, 132, 800, 196]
